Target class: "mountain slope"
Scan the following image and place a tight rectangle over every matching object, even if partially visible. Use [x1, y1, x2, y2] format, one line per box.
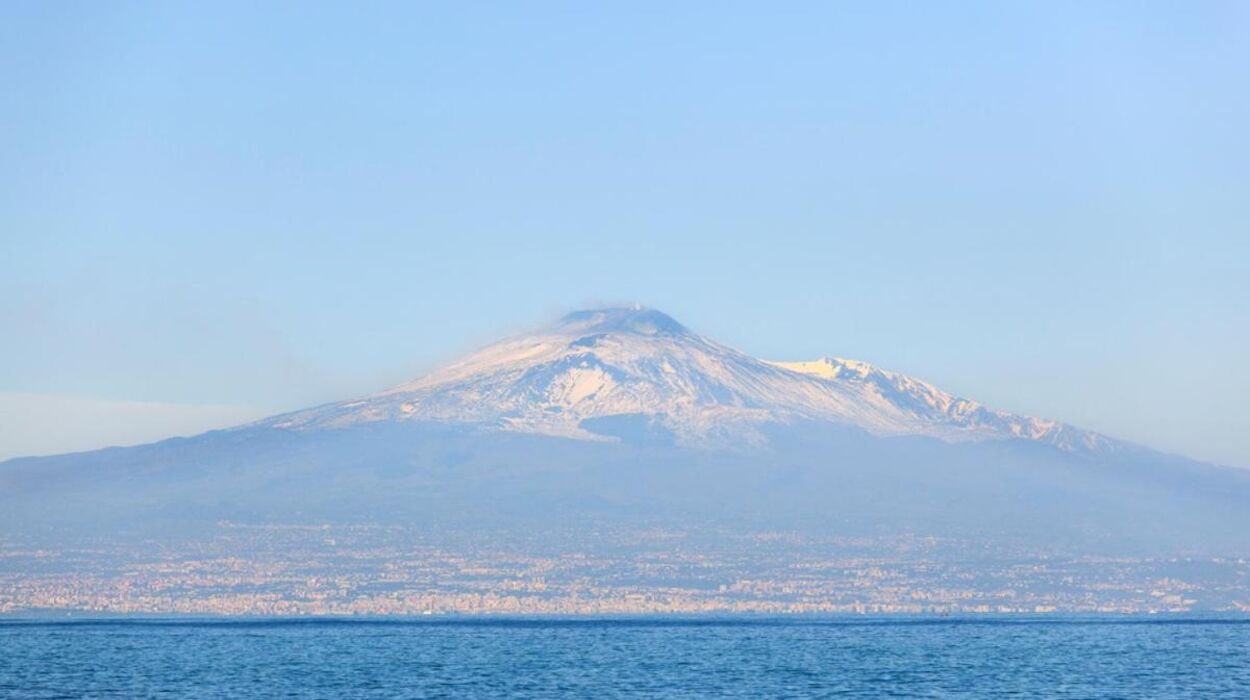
[258, 306, 1125, 456]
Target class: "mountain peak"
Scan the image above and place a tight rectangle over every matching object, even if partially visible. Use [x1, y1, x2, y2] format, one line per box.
[263, 308, 1122, 457]
[555, 306, 688, 337]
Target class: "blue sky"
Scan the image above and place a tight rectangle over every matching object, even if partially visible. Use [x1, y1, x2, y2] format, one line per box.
[2, 2, 1247, 465]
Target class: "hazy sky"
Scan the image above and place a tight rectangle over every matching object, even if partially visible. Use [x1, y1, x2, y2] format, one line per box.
[2, 2, 1247, 465]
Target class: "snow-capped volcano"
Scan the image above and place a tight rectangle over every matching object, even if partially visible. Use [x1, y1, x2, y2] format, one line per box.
[6, 306, 1248, 594]
[262, 306, 1119, 455]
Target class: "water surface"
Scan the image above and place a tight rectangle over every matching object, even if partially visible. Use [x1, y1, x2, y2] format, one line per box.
[1, 617, 1247, 698]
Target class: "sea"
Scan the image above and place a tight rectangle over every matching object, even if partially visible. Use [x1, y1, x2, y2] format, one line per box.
[1, 617, 1247, 698]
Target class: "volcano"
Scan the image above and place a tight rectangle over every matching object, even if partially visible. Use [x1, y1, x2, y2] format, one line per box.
[3, 306, 1248, 558]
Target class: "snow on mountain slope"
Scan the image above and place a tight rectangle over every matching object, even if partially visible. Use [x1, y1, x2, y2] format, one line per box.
[767, 357, 1119, 455]
[262, 306, 1122, 455]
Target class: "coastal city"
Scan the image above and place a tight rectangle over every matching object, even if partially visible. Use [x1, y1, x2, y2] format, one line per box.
[3, 523, 1246, 616]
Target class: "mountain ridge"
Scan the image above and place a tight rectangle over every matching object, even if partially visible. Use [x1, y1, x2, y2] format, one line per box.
[253, 306, 1131, 458]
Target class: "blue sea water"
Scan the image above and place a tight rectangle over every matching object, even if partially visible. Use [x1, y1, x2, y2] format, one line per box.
[1, 618, 1247, 698]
